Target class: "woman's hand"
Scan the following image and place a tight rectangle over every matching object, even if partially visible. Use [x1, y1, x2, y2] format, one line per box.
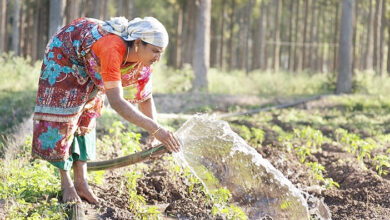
[152, 127, 181, 153]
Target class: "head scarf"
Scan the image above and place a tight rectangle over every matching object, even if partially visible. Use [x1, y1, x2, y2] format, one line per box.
[102, 16, 169, 48]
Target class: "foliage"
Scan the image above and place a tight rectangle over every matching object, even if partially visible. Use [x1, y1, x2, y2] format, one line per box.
[0, 137, 68, 218]
[306, 162, 339, 189]
[372, 155, 390, 176]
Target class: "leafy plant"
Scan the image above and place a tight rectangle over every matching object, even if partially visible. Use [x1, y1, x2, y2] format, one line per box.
[372, 155, 390, 176]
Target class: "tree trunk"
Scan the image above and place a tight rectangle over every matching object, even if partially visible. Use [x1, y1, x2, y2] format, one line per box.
[12, 0, 20, 56]
[352, 0, 358, 71]
[19, 1, 26, 57]
[219, 0, 226, 70]
[388, 9, 390, 75]
[92, 0, 101, 19]
[333, 3, 340, 73]
[102, 0, 108, 20]
[175, 3, 183, 68]
[183, 0, 196, 66]
[337, 0, 354, 94]
[245, 0, 253, 74]
[228, 0, 235, 71]
[38, 0, 50, 59]
[378, 0, 386, 75]
[373, 0, 383, 74]
[287, 0, 294, 71]
[309, 0, 317, 71]
[363, 0, 373, 69]
[66, 0, 80, 24]
[293, 0, 300, 72]
[192, 0, 211, 92]
[49, 0, 64, 38]
[302, 0, 310, 70]
[272, 0, 282, 72]
[32, 0, 40, 61]
[0, 0, 6, 54]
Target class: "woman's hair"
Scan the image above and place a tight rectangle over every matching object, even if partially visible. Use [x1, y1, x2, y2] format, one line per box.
[127, 40, 148, 48]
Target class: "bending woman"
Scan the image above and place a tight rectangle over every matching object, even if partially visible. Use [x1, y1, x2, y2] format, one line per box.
[32, 17, 181, 204]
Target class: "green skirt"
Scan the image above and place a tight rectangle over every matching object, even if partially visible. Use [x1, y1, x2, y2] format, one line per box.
[50, 130, 96, 171]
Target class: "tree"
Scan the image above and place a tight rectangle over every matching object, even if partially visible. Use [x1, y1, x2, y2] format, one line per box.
[373, 0, 383, 74]
[272, 0, 282, 72]
[337, 0, 354, 94]
[0, 0, 6, 54]
[388, 9, 390, 75]
[49, 0, 65, 38]
[192, 0, 211, 92]
[12, 0, 21, 56]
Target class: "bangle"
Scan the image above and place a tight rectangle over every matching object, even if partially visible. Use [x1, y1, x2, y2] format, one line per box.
[151, 126, 161, 137]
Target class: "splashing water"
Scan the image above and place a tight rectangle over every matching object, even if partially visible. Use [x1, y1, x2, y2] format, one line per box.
[173, 115, 310, 219]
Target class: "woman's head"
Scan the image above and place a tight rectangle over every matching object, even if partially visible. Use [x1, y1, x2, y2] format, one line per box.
[102, 16, 168, 66]
[128, 39, 164, 66]
[102, 17, 169, 48]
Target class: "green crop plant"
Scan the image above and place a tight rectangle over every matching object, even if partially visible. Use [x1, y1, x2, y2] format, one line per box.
[335, 128, 360, 153]
[210, 187, 247, 220]
[306, 162, 339, 189]
[294, 127, 325, 150]
[372, 155, 390, 176]
[356, 139, 377, 161]
[0, 138, 69, 218]
[295, 145, 312, 163]
[125, 170, 161, 219]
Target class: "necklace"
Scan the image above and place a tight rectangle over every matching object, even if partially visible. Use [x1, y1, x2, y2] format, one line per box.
[122, 46, 130, 66]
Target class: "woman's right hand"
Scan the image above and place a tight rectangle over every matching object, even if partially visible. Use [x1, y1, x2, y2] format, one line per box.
[152, 127, 181, 153]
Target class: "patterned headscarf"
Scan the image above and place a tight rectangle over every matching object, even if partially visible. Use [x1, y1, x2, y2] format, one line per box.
[102, 17, 169, 48]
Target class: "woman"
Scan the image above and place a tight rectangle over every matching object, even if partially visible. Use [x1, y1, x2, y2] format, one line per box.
[32, 17, 181, 204]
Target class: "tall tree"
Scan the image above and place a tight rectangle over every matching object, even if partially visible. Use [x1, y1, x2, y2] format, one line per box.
[193, 0, 211, 91]
[219, 0, 227, 70]
[287, 0, 294, 71]
[66, 0, 80, 24]
[378, 0, 386, 75]
[363, 0, 373, 69]
[293, 0, 301, 71]
[333, 2, 340, 73]
[272, 0, 282, 72]
[245, 0, 253, 74]
[373, 0, 383, 74]
[301, 0, 310, 70]
[0, 0, 6, 54]
[337, 0, 354, 94]
[387, 8, 390, 75]
[253, 0, 266, 70]
[309, 0, 317, 71]
[12, 0, 21, 56]
[175, 2, 184, 68]
[228, 0, 235, 71]
[49, 0, 65, 38]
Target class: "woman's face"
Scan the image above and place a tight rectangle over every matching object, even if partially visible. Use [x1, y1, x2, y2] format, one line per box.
[137, 42, 165, 66]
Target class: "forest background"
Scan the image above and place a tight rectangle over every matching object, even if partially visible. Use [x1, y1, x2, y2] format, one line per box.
[0, 0, 389, 92]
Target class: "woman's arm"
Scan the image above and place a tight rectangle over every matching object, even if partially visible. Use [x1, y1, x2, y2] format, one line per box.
[138, 96, 157, 122]
[106, 87, 180, 152]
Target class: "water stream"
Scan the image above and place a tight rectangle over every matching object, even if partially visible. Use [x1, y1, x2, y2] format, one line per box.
[172, 115, 318, 219]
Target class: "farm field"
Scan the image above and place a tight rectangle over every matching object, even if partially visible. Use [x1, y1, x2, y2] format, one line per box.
[2, 93, 390, 219]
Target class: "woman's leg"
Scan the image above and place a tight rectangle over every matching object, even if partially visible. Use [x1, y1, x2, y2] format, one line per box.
[59, 169, 81, 203]
[73, 160, 99, 204]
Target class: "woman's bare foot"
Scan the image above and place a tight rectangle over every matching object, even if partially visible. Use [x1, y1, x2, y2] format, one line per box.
[62, 185, 82, 203]
[59, 169, 81, 203]
[73, 160, 100, 204]
[75, 181, 100, 204]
